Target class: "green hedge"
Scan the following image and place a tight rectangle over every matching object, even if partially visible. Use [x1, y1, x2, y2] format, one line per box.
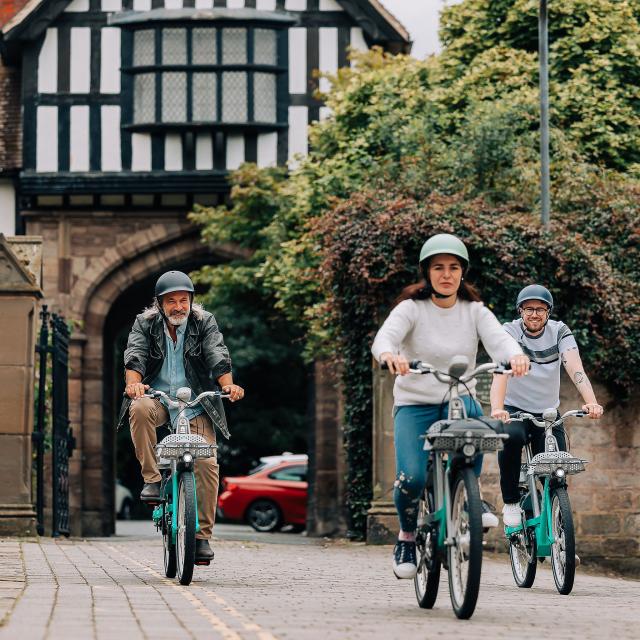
[312, 190, 640, 537]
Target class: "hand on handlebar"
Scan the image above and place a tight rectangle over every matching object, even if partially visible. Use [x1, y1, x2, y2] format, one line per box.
[222, 384, 245, 402]
[582, 403, 603, 419]
[380, 352, 410, 376]
[491, 408, 511, 422]
[509, 354, 530, 378]
[126, 382, 149, 399]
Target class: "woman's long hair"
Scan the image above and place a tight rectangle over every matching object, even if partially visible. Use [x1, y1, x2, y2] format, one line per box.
[394, 258, 482, 307]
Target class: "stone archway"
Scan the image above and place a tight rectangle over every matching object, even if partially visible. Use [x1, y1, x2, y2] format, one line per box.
[73, 231, 249, 535]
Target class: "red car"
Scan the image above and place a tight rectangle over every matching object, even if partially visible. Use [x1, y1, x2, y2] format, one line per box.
[217, 455, 308, 532]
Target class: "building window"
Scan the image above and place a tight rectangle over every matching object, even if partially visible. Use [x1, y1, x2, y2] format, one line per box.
[124, 25, 285, 129]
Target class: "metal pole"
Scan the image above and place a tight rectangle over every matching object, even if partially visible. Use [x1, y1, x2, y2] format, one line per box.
[539, 0, 551, 226]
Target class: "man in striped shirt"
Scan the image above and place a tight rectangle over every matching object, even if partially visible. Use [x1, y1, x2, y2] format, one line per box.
[489, 284, 603, 526]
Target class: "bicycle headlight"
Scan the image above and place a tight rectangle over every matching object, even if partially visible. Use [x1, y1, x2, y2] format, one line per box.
[182, 452, 193, 464]
[555, 467, 565, 478]
[462, 443, 476, 457]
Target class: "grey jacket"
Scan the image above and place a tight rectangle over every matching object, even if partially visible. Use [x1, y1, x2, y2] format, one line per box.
[117, 303, 232, 438]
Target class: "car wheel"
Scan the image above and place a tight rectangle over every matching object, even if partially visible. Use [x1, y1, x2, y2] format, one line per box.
[246, 499, 282, 532]
[119, 498, 133, 520]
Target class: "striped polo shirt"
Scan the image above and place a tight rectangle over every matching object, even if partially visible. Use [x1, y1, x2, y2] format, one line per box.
[503, 319, 578, 412]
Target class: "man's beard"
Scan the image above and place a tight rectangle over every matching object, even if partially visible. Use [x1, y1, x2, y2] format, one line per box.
[167, 309, 189, 326]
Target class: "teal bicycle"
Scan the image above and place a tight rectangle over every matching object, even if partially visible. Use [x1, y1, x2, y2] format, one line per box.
[393, 356, 510, 619]
[143, 387, 227, 586]
[504, 409, 587, 595]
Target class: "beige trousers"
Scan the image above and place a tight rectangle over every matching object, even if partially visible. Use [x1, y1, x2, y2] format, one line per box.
[129, 397, 219, 539]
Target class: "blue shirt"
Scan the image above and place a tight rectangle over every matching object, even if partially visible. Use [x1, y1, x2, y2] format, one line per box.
[149, 320, 204, 427]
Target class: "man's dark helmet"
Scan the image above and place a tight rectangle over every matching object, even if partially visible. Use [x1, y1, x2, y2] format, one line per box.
[155, 271, 195, 298]
[516, 284, 553, 312]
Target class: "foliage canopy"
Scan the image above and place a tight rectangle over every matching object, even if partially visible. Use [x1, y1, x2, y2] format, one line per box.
[192, 1, 640, 536]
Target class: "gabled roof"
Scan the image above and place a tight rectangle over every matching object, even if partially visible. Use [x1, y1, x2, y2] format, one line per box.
[0, 233, 42, 295]
[1, 0, 410, 49]
[340, 1, 410, 49]
[0, 0, 33, 31]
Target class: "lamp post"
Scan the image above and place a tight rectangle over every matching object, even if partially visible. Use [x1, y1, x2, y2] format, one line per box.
[539, 0, 550, 226]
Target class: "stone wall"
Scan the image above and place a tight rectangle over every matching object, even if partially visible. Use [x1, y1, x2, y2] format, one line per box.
[25, 212, 248, 535]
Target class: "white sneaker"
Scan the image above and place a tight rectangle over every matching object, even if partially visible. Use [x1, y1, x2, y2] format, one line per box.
[392, 541, 418, 579]
[502, 502, 523, 527]
[481, 500, 499, 528]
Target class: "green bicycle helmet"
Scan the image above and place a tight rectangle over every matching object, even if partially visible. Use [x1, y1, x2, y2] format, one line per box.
[419, 234, 469, 270]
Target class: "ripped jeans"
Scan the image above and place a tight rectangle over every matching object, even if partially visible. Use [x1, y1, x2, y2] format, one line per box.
[394, 398, 483, 533]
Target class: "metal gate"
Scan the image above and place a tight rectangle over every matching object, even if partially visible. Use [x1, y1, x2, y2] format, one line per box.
[34, 305, 76, 537]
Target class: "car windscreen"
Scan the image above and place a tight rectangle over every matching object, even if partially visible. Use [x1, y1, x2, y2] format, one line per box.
[248, 463, 268, 475]
[268, 465, 308, 482]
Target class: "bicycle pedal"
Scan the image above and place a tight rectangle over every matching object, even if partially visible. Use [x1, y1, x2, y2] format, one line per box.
[195, 560, 211, 566]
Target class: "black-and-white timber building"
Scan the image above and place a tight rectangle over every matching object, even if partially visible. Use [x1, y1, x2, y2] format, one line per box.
[0, 0, 409, 537]
[0, 0, 409, 229]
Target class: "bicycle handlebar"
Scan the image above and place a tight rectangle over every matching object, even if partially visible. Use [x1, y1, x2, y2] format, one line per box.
[381, 359, 512, 384]
[143, 388, 230, 409]
[509, 409, 586, 427]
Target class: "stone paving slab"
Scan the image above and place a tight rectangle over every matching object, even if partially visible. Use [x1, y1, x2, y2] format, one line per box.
[0, 533, 638, 640]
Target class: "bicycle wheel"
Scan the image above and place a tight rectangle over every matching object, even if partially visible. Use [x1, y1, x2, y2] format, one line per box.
[509, 526, 536, 588]
[176, 472, 197, 586]
[550, 487, 575, 595]
[162, 502, 177, 578]
[414, 491, 441, 609]
[447, 467, 483, 619]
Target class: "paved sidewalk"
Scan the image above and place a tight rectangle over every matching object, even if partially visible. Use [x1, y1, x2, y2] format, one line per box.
[1, 525, 639, 640]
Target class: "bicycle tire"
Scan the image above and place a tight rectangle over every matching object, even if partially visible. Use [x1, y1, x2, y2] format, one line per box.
[550, 487, 575, 595]
[447, 467, 483, 619]
[163, 503, 177, 578]
[176, 472, 197, 586]
[509, 527, 536, 588]
[414, 491, 441, 609]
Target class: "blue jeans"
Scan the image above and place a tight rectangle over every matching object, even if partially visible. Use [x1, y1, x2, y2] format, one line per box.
[393, 397, 484, 532]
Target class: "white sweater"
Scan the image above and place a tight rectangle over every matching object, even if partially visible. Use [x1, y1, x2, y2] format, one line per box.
[371, 298, 523, 405]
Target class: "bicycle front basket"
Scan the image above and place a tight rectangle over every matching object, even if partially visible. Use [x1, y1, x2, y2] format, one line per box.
[528, 450, 588, 476]
[426, 420, 508, 454]
[156, 433, 217, 460]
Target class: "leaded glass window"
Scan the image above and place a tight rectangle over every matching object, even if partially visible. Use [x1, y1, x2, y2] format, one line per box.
[222, 29, 247, 65]
[126, 24, 284, 128]
[254, 29, 277, 65]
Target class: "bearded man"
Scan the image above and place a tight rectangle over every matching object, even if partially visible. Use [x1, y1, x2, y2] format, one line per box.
[117, 270, 244, 561]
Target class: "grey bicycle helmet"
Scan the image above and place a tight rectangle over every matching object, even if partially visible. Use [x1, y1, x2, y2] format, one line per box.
[515, 284, 553, 312]
[155, 271, 195, 298]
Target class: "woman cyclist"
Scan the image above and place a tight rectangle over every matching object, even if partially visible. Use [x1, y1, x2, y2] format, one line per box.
[371, 233, 530, 579]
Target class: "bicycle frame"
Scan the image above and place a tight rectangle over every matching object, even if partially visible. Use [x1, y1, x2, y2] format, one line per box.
[419, 369, 506, 554]
[151, 389, 222, 542]
[422, 390, 470, 552]
[504, 411, 587, 557]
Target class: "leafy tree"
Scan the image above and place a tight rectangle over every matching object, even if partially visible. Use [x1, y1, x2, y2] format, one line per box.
[192, 0, 640, 534]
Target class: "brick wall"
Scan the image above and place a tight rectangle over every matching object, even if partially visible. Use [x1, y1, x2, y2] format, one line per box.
[0, 1, 31, 30]
[0, 59, 22, 170]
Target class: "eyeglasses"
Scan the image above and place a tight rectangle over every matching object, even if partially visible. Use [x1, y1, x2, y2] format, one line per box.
[521, 307, 549, 317]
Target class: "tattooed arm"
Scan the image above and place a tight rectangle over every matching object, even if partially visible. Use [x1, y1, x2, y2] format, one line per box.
[561, 348, 603, 419]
